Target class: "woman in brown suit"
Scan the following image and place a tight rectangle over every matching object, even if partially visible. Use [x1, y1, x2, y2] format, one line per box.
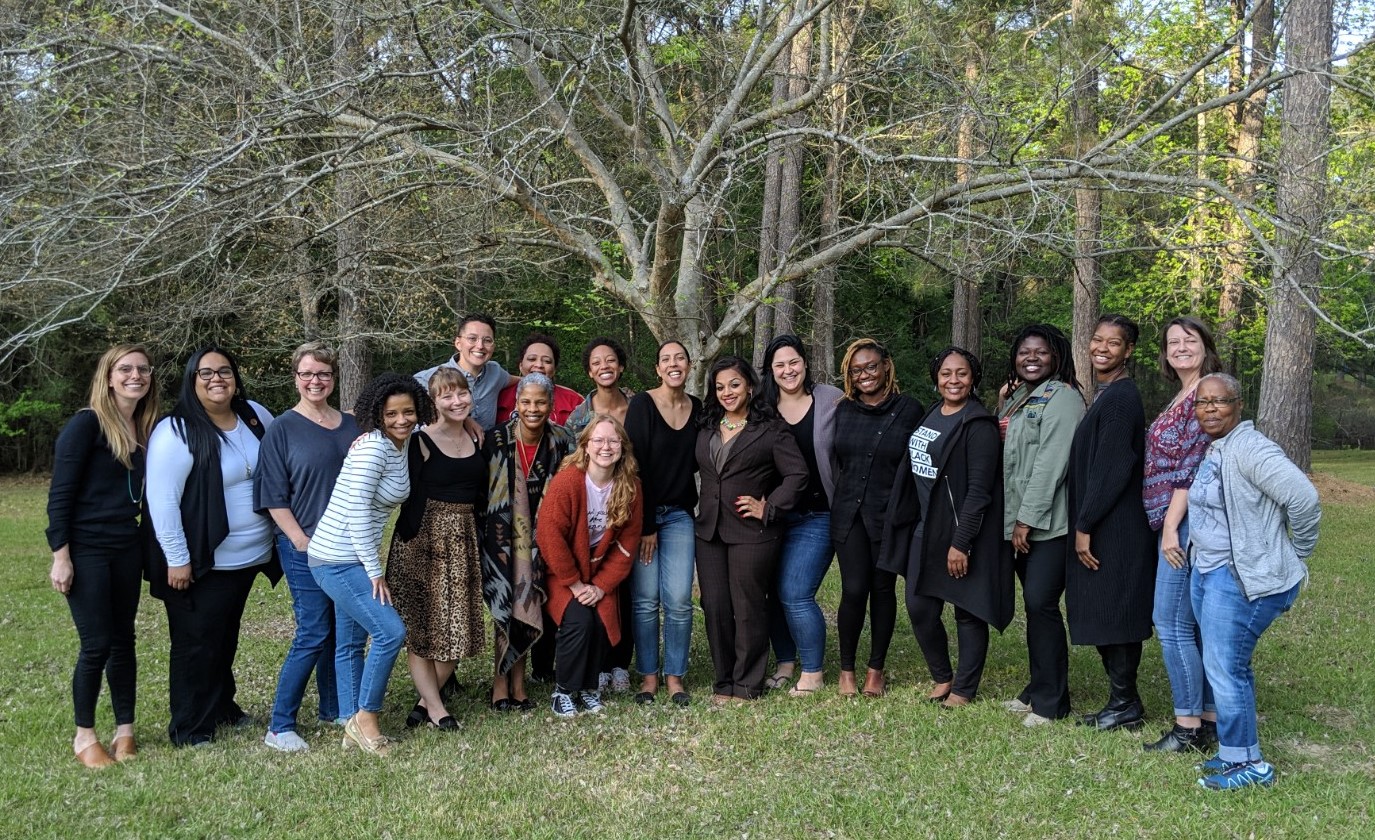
[695, 356, 809, 703]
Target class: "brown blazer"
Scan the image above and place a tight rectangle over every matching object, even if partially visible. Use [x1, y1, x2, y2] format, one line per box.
[694, 418, 809, 544]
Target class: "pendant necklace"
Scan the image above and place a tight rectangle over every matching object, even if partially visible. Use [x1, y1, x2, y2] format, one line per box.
[224, 423, 253, 479]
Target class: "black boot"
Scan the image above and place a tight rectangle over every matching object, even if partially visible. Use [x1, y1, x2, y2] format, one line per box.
[1078, 643, 1145, 731]
[1143, 723, 1208, 752]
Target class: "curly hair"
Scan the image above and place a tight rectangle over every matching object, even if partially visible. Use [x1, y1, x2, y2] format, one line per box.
[581, 336, 628, 372]
[561, 414, 641, 528]
[758, 334, 817, 408]
[353, 373, 436, 434]
[517, 332, 562, 370]
[1005, 324, 1078, 394]
[701, 356, 775, 428]
[1158, 316, 1222, 383]
[929, 345, 983, 394]
[840, 338, 899, 402]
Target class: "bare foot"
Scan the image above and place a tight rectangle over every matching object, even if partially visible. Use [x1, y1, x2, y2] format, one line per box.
[838, 670, 858, 697]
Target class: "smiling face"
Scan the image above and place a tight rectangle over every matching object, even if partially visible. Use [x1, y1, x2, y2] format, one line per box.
[1014, 336, 1055, 388]
[848, 348, 887, 398]
[434, 385, 473, 425]
[1089, 323, 1134, 379]
[656, 342, 690, 391]
[586, 344, 623, 391]
[770, 346, 807, 397]
[194, 351, 237, 414]
[109, 351, 152, 407]
[1164, 324, 1204, 378]
[937, 353, 974, 408]
[381, 393, 418, 446]
[585, 419, 624, 471]
[519, 342, 557, 379]
[714, 367, 750, 416]
[454, 321, 495, 373]
[294, 353, 335, 407]
[1194, 378, 1242, 439]
[516, 385, 552, 434]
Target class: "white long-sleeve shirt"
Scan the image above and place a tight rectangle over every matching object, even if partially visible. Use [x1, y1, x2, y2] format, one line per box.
[307, 430, 410, 579]
[147, 402, 275, 570]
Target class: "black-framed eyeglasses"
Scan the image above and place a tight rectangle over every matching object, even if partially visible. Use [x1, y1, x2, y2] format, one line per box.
[295, 371, 334, 382]
[847, 360, 883, 379]
[1195, 398, 1240, 409]
[195, 366, 234, 381]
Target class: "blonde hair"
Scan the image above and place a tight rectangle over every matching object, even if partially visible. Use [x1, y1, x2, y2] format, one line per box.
[89, 344, 160, 469]
[562, 414, 639, 528]
[840, 338, 900, 402]
[427, 366, 471, 399]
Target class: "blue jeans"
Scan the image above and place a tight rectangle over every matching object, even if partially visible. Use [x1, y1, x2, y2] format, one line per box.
[1192, 566, 1301, 764]
[631, 506, 695, 678]
[768, 511, 833, 673]
[311, 562, 406, 717]
[269, 536, 338, 732]
[1152, 519, 1213, 718]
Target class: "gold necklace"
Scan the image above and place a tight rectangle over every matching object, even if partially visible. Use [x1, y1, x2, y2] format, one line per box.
[719, 416, 748, 431]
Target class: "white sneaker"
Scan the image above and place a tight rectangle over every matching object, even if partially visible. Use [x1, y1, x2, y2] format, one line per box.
[1002, 698, 1033, 713]
[264, 730, 310, 751]
[1023, 712, 1054, 728]
[610, 667, 631, 694]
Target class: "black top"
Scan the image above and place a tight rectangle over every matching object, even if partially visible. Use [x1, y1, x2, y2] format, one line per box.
[46, 410, 143, 550]
[788, 403, 828, 513]
[831, 393, 926, 543]
[416, 430, 486, 504]
[907, 404, 966, 552]
[625, 391, 703, 535]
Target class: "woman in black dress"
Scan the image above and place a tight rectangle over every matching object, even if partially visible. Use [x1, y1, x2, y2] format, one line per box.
[1066, 314, 1157, 731]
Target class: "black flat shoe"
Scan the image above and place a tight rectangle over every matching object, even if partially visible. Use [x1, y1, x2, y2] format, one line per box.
[405, 702, 427, 729]
[489, 698, 514, 712]
[512, 698, 534, 712]
[1143, 723, 1209, 753]
[1077, 700, 1145, 731]
[633, 691, 656, 705]
[670, 691, 691, 707]
[428, 715, 460, 731]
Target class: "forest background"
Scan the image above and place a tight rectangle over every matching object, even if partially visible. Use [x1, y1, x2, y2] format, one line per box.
[4, 0, 1375, 473]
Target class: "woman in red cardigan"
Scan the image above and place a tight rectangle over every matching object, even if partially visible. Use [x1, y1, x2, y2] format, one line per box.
[535, 414, 644, 717]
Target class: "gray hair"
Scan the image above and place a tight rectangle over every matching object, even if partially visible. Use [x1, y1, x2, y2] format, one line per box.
[1198, 372, 1241, 400]
[517, 371, 554, 399]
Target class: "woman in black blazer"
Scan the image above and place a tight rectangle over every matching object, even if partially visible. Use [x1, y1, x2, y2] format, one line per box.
[695, 356, 809, 703]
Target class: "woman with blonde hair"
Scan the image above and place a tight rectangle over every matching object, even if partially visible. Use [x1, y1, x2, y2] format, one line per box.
[48, 344, 160, 767]
[536, 415, 644, 716]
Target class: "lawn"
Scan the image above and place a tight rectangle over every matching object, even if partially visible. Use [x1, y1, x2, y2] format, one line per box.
[1, 456, 1372, 839]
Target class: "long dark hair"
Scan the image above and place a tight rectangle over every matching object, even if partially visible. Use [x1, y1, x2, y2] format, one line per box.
[1158, 316, 1222, 383]
[701, 356, 774, 428]
[1005, 324, 1078, 394]
[169, 345, 257, 465]
[758, 334, 816, 407]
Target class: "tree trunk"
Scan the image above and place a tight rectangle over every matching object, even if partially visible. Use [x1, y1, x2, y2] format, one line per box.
[950, 29, 987, 358]
[1258, 0, 1331, 471]
[1069, 0, 1102, 386]
[333, 0, 370, 406]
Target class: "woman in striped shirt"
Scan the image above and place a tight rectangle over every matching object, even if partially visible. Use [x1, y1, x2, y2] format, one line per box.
[309, 373, 435, 756]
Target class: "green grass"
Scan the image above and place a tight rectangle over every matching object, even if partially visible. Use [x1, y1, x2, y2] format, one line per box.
[2, 461, 1373, 838]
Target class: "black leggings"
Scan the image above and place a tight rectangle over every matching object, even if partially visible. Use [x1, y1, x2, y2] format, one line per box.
[835, 518, 897, 672]
[65, 540, 142, 728]
[907, 591, 990, 699]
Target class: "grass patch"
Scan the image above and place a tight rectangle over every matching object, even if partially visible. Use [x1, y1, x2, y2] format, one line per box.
[3, 460, 1374, 838]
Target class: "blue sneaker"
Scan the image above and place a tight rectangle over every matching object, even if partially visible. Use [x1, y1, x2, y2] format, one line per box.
[1199, 760, 1275, 790]
[1198, 754, 1228, 773]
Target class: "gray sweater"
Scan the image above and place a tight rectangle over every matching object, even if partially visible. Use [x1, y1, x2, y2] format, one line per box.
[1190, 421, 1321, 600]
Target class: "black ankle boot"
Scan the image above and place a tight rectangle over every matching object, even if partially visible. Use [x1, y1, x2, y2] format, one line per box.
[1077, 699, 1145, 731]
[1143, 723, 1207, 752]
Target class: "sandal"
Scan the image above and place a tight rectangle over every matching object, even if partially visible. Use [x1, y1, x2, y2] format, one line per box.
[764, 673, 794, 691]
[788, 683, 823, 697]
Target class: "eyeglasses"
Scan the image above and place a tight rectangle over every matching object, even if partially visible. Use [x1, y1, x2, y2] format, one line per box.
[847, 360, 883, 379]
[195, 366, 234, 381]
[588, 437, 622, 449]
[295, 371, 334, 382]
[1195, 398, 1240, 409]
[115, 364, 154, 376]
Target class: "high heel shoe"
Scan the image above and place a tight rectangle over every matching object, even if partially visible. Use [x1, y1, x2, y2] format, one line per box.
[342, 716, 392, 756]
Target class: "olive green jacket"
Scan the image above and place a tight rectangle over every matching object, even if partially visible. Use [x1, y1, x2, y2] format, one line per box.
[999, 379, 1085, 541]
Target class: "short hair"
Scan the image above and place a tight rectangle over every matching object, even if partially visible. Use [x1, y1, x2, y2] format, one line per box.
[456, 313, 496, 337]
[701, 356, 773, 427]
[758, 334, 817, 407]
[291, 341, 338, 376]
[353, 373, 436, 434]
[1158, 316, 1222, 383]
[426, 366, 470, 399]
[582, 336, 628, 372]
[929, 346, 983, 391]
[518, 332, 561, 370]
[1005, 324, 1078, 393]
[516, 371, 554, 400]
[1096, 313, 1140, 346]
[1198, 372, 1241, 400]
[840, 338, 899, 402]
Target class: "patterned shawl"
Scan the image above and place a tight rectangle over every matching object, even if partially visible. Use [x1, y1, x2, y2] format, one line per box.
[480, 417, 575, 675]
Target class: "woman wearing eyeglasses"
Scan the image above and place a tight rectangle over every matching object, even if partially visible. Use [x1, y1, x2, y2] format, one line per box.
[147, 346, 277, 747]
[831, 339, 924, 698]
[47, 345, 160, 767]
[255, 343, 361, 751]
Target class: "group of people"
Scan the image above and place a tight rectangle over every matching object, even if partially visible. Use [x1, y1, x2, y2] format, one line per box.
[46, 313, 1320, 792]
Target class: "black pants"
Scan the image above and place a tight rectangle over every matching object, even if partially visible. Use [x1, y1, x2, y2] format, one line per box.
[599, 585, 633, 673]
[163, 565, 258, 746]
[66, 539, 142, 728]
[554, 601, 609, 694]
[531, 612, 558, 680]
[696, 537, 779, 699]
[1014, 537, 1071, 719]
[907, 590, 990, 699]
[835, 518, 897, 672]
